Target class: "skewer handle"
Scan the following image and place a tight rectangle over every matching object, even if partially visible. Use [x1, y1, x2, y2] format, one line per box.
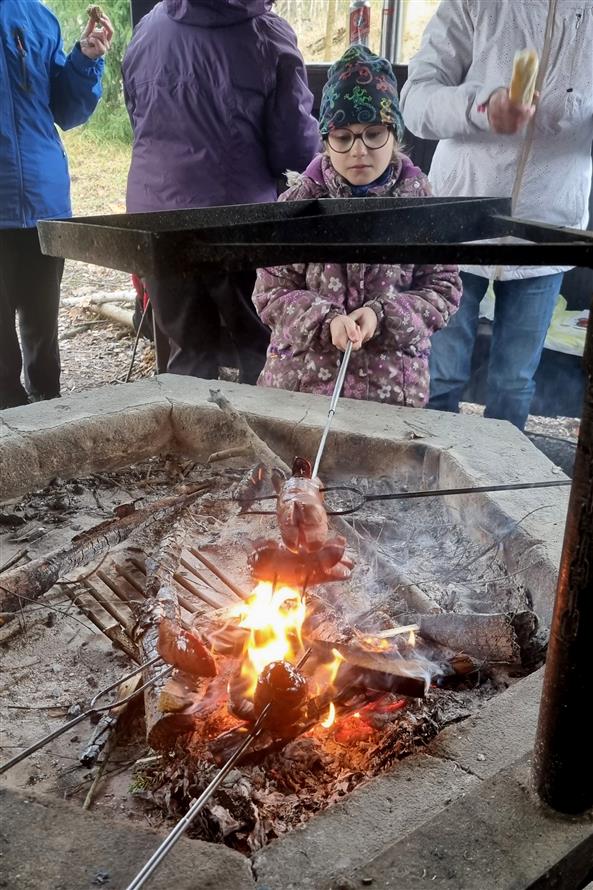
[312, 341, 353, 479]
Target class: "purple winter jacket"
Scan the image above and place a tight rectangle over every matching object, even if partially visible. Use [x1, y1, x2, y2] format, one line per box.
[123, 0, 319, 213]
[253, 154, 462, 408]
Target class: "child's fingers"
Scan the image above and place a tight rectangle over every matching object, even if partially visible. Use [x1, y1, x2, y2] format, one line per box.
[344, 316, 361, 341]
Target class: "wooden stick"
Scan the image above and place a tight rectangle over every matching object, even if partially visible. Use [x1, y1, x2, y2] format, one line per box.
[188, 547, 249, 601]
[64, 584, 139, 662]
[0, 549, 28, 574]
[208, 445, 253, 464]
[208, 389, 290, 475]
[173, 572, 221, 613]
[112, 564, 146, 596]
[96, 569, 140, 610]
[84, 576, 134, 634]
[179, 552, 230, 600]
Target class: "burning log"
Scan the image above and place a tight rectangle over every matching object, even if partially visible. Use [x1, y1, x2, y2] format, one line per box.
[0, 485, 211, 613]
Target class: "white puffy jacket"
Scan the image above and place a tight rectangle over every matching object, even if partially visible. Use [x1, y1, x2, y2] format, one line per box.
[400, 0, 593, 280]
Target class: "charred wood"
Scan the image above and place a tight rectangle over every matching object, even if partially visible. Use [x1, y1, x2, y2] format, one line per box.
[0, 486, 211, 613]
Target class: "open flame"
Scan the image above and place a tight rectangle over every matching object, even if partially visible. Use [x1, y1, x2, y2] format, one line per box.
[232, 581, 306, 697]
[321, 702, 336, 729]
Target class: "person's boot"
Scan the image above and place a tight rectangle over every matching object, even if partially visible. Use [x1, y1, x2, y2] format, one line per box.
[0, 387, 29, 410]
[28, 392, 61, 404]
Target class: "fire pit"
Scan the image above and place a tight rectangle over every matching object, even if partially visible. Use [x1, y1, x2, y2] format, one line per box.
[0, 376, 574, 888]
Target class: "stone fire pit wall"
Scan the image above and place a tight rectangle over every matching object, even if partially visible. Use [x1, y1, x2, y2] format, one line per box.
[0, 374, 567, 626]
[1, 374, 583, 890]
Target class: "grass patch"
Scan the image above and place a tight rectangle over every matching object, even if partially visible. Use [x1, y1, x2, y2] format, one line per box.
[62, 129, 131, 216]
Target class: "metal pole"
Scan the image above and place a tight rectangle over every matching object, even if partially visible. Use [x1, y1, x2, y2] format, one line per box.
[533, 290, 593, 814]
[312, 341, 353, 479]
[125, 726, 259, 890]
[380, 0, 400, 63]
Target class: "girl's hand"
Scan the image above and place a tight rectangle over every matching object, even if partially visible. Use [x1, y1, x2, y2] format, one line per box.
[330, 315, 363, 352]
[80, 15, 114, 59]
[349, 307, 377, 343]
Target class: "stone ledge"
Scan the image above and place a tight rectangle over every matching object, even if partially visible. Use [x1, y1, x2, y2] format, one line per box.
[0, 787, 255, 890]
[339, 757, 593, 890]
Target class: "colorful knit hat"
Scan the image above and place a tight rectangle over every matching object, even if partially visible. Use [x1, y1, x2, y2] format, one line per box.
[319, 45, 404, 140]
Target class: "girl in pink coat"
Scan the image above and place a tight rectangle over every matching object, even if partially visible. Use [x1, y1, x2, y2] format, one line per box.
[253, 45, 462, 408]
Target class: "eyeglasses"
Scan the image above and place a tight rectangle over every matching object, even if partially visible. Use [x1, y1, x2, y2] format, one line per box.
[326, 125, 392, 153]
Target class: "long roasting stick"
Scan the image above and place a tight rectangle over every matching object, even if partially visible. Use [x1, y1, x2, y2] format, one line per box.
[124, 648, 312, 890]
[312, 340, 353, 479]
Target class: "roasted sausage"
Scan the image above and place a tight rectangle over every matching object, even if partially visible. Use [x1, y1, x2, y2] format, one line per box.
[157, 618, 217, 678]
[253, 660, 308, 733]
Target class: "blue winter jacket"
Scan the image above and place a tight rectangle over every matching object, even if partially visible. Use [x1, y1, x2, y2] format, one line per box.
[0, 0, 104, 229]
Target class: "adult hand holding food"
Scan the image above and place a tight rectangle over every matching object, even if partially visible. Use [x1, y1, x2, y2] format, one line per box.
[486, 87, 535, 134]
[80, 5, 113, 59]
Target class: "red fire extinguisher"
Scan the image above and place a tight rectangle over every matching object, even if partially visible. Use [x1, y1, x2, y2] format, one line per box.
[349, 0, 371, 46]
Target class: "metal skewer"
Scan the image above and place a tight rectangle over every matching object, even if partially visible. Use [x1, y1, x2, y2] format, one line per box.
[125, 648, 312, 890]
[0, 655, 172, 775]
[242, 477, 572, 515]
[312, 340, 353, 479]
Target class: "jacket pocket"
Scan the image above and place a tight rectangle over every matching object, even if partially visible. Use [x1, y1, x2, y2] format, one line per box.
[14, 28, 30, 92]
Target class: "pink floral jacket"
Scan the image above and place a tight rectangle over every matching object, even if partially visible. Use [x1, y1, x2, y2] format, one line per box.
[253, 153, 462, 407]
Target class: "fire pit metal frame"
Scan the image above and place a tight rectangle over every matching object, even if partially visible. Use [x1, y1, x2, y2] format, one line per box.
[37, 198, 593, 815]
[37, 196, 593, 276]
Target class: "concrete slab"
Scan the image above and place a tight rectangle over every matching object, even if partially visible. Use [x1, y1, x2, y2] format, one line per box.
[0, 376, 568, 573]
[338, 758, 593, 890]
[0, 788, 255, 890]
[428, 668, 544, 781]
[253, 754, 479, 890]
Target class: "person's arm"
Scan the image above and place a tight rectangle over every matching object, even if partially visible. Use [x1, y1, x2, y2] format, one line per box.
[400, 0, 500, 140]
[262, 18, 321, 175]
[375, 264, 462, 349]
[49, 14, 112, 130]
[253, 263, 344, 354]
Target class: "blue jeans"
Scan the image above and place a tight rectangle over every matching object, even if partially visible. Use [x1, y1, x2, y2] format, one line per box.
[428, 271, 563, 430]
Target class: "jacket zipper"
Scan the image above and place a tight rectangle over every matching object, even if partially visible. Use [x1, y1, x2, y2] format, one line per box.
[0, 30, 27, 225]
[565, 9, 586, 98]
[14, 27, 30, 92]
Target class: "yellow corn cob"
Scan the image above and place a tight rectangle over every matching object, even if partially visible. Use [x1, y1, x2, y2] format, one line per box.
[509, 48, 539, 106]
